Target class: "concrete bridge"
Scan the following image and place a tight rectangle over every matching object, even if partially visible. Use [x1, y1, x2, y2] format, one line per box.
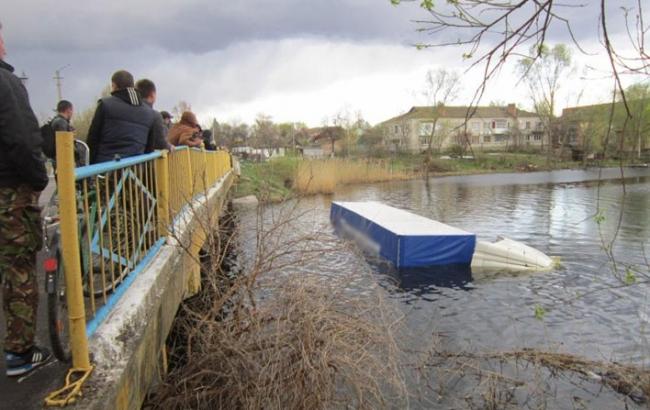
[0, 132, 238, 409]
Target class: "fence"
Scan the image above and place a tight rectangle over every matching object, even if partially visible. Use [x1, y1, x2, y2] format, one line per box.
[48, 132, 232, 404]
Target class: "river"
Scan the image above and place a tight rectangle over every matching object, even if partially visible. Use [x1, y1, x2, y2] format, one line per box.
[237, 166, 650, 408]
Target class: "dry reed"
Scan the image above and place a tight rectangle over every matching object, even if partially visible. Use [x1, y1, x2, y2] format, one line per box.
[423, 346, 650, 408]
[294, 159, 410, 195]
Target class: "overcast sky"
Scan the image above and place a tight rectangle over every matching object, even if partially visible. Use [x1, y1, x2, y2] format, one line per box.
[3, 0, 647, 127]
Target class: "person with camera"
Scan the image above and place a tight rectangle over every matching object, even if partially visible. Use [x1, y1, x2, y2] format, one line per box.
[167, 111, 203, 147]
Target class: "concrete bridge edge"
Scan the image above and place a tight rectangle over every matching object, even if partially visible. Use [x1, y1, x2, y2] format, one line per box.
[74, 171, 236, 410]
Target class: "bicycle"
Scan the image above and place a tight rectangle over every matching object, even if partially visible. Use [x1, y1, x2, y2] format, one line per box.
[42, 141, 124, 361]
[43, 142, 154, 361]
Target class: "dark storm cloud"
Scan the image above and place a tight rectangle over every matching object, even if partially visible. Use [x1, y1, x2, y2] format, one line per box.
[2, 0, 426, 118]
[5, 0, 425, 53]
[1, 0, 639, 123]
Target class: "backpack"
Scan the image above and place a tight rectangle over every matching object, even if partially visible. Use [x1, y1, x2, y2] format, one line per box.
[41, 120, 56, 160]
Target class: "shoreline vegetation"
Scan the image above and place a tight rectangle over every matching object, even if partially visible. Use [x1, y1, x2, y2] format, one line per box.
[233, 152, 630, 202]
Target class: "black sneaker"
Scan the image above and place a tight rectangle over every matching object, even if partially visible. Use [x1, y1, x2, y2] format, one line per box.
[5, 346, 53, 377]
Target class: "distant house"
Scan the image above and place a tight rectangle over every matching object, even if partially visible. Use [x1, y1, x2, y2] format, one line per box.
[302, 126, 346, 157]
[231, 146, 286, 161]
[561, 100, 650, 158]
[379, 104, 545, 152]
[302, 146, 325, 158]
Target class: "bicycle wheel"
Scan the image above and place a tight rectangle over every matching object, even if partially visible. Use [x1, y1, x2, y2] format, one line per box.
[81, 209, 132, 298]
[45, 248, 71, 363]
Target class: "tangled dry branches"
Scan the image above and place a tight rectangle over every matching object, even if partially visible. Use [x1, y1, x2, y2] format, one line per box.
[146, 205, 409, 409]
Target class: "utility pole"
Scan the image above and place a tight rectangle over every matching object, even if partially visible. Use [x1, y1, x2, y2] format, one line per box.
[53, 64, 70, 101]
[18, 71, 28, 86]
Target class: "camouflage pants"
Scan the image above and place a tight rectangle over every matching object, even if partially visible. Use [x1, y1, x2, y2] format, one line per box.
[0, 186, 42, 354]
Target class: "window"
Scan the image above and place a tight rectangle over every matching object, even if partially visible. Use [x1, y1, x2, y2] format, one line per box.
[495, 134, 509, 142]
[494, 119, 507, 129]
[483, 135, 491, 143]
[525, 121, 531, 129]
[419, 122, 434, 136]
[419, 135, 428, 146]
[393, 125, 400, 134]
[471, 122, 481, 132]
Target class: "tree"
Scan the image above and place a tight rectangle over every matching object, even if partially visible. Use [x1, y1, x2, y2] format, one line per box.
[276, 122, 307, 152]
[517, 43, 573, 154]
[72, 85, 111, 141]
[391, 0, 648, 115]
[172, 101, 192, 119]
[622, 82, 650, 158]
[358, 126, 385, 155]
[319, 127, 345, 157]
[251, 114, 280, 148]
[421, 68, 460, 153]
[332, 107, 371, 156]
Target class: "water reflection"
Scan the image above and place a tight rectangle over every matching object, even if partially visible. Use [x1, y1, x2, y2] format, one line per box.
[242, 167, 650, 406]
[384, 265, 473, 292]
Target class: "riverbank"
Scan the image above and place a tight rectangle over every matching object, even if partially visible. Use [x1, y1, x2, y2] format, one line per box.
[233, 153, 628, 202]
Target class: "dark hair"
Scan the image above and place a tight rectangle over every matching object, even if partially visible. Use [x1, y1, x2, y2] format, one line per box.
[56, 100, 73, 113]
[160, 111, 172, 120]
[111, 70, 134, 89]
[135, 78, 156, 99]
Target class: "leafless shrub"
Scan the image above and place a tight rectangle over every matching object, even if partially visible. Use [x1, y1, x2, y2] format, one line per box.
[146, 200, 410, 409]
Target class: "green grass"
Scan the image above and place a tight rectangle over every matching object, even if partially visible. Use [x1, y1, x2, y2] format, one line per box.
[233, 156, 300, 202]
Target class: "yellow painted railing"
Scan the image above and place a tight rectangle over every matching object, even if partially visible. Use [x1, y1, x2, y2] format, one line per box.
[46, 134, 232, 406]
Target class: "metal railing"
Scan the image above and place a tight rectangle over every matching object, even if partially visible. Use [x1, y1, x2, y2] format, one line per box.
[51, 132, 233, 397]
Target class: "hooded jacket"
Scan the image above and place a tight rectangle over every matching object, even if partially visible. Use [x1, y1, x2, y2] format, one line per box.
[168, 111, 202, 147]
[142, 100, 171, 151]
[87, 87, 160, 164]
[0, 59, 48, 191]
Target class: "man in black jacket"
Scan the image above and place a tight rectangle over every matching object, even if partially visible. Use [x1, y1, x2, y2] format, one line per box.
[135, 78, 173, 151]
[87, 70, 162, 164]
[0, 22, 52, 377]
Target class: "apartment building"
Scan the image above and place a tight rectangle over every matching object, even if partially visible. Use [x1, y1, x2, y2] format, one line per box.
[380, 104, 545, 152]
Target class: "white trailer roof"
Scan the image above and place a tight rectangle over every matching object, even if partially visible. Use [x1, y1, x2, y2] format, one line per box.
[332, 201, 472, 236]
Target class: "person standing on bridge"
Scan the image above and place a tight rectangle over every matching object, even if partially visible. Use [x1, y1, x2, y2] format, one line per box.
[0, 21, 52, 377]
[160, 111, 173, 131]
[43, 100, 79, 168]
[86, 70, 162, 164]
[51, 100, 74, 134]
[135, 78, 173, 151]
[168, 111, 203, 148]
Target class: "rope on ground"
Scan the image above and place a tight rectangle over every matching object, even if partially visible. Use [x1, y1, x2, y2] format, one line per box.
[44, 366, 94, 407]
